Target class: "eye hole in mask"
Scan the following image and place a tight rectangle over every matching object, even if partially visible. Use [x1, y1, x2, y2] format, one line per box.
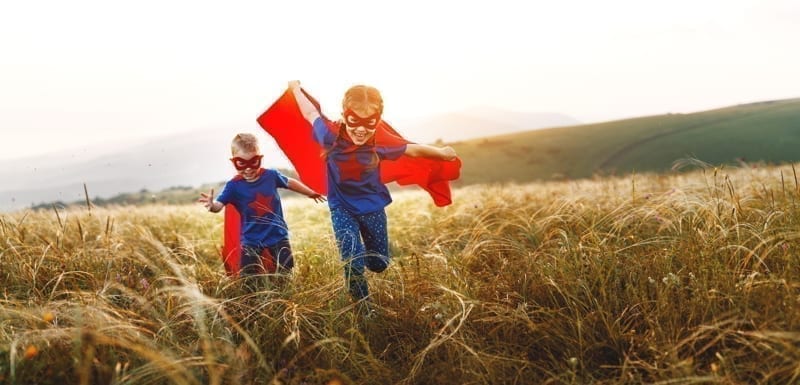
[343, 109, 381, 130]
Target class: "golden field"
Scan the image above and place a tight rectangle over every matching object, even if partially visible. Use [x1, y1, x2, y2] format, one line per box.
[2, 163, 800, 384]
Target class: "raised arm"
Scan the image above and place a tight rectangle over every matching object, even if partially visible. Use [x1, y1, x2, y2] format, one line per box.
[288, 80, 321, 124]
[405, 143, 457, 160]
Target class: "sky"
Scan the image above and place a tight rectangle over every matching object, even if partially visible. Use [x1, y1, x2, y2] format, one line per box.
[1, 0, 798, 161]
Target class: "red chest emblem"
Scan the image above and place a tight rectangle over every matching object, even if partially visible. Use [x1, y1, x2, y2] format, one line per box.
[247, 193, 274, 217]
[336, 152, 378, 181]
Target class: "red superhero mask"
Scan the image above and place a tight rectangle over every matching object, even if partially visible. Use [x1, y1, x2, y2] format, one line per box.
[343, 109, 381, 130]
[230, 155, 263, 170]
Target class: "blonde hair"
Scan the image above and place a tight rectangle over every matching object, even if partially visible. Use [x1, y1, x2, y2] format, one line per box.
[342, 85, 383, 116]
[231, 133, 259, 155]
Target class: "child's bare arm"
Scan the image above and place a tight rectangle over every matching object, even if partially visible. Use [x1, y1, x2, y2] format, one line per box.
[287, 178, 326, 203]
[288, 81, 321, 124]
[405, 143, 457, 160]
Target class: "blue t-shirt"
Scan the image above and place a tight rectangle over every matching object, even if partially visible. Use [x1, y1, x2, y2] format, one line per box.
[312, 117, 406, 215]
[216, 168, 290, 247]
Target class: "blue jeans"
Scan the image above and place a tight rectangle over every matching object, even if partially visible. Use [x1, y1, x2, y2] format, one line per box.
[331, 207, 390, 300]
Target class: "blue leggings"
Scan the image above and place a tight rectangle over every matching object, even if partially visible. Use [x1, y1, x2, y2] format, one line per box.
[331, 207, 389, 300]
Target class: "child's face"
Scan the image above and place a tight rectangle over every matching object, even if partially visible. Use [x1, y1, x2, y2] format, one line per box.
[231, 150, 262, 181]
[343, 108, 380, 146]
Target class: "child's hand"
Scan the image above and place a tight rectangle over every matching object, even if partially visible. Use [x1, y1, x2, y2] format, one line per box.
[309, 193, 327, 203]
[198, 188, 215, 211]
[440, 146, 457, 161]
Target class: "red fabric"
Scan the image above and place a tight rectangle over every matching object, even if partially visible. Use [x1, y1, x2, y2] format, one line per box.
[222, 204, 241, 276]
[260, 248, 276, 274]
[255, 88, 461, 205]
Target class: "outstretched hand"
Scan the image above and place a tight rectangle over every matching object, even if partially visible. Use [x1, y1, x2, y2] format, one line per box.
[197, 188, 215, 211]
[440, 146, 457, 161]
[309, 193, 327, 204]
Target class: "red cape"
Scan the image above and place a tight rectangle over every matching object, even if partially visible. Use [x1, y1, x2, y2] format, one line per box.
[221, 87, 461, 276]
[222, 206, 241, 276]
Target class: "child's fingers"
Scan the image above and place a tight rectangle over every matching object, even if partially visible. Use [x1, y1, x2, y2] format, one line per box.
[197, 191, 215, 203]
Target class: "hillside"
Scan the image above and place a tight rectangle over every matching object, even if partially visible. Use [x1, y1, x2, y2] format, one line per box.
[395, 106, 579, 143]
[451, 98, 800, 185]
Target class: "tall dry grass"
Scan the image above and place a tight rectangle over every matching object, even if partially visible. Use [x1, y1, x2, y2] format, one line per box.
[2, 163, 800, 384]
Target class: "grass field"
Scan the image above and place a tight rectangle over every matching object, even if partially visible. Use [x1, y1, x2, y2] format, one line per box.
[2, 162, 800, 384]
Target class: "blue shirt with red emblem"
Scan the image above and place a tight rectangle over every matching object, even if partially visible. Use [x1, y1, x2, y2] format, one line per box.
[312, 117, 407, 215]
[216, 168, 290, 247]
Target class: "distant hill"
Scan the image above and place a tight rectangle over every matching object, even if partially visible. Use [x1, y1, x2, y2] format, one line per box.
[395, 106, 580, 143]
[450, 98, 800, 185]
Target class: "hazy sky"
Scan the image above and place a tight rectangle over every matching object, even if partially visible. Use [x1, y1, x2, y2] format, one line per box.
[1, 0, 798, 161]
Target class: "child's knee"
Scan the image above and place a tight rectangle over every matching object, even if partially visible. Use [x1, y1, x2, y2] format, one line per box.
[366, 254, 389, 272]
